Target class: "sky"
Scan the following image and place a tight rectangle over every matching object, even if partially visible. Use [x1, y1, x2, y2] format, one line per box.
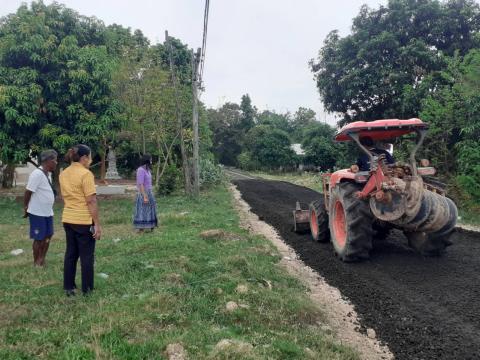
[1, 0, 387, 124]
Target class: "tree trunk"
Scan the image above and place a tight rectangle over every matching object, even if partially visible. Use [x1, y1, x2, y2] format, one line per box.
[1, 163, 15, 189]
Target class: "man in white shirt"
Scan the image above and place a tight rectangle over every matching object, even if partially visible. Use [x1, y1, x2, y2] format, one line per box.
[23, 150, 58, 266]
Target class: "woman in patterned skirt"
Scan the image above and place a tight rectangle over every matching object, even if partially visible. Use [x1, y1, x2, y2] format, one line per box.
[133, 155, 158, 232]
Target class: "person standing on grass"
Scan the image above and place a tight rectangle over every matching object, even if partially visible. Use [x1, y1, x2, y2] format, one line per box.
[133, 155, 158, 233]
[23, 150, 58, 267]
[60, 144, 102, 296]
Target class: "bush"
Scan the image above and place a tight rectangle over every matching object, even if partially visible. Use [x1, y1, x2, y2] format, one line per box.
[157, 164, 181, 196]
[200, 159, 224, 188]
[237, 151, 260, 171]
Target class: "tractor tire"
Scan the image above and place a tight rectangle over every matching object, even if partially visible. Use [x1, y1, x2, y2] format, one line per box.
[329, 182, 374, 262]
[373, 221, 392, 241]
[406, 231, 452, 256]
[309, 200, 329, 242]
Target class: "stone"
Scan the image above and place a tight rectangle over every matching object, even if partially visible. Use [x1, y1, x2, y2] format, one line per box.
[305, 347, 316, 358]
[235, 284, 248, 294]
[96, 185, 126, 195]
[166, 343, 187, 360]
[105, 147, 121, 180]
[225, 301, 239, 312]
[214, 339, 253, 353]
[97, 273, 109, 279]
[367, 328, 376, 339]
[10, 249, 24, 256]
[215, 288, 224, 295]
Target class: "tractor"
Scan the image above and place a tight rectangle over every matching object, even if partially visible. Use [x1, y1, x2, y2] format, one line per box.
[293, 118, 458, 262]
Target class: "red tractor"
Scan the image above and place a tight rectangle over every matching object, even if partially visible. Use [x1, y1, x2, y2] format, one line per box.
[293, 118, 458, 262]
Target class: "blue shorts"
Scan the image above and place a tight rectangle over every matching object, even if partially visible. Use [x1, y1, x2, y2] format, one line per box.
[28, 214, 54, 241]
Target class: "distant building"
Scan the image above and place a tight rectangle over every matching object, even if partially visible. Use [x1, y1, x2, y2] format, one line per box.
[290, 143, 305, 156]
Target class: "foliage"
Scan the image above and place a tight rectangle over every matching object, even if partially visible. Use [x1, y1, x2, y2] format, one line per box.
[156, 163, 180, 196]
[208, 103, 244, 166]
[199, 158, 224, 188]
[0, 1, 141, 187]
[239, 94, 256, 133]
[256, 110, 292, 133]
[420, 49, 480, 207]
[291, 107, 317, 141]
[243, 125, 297, 170]
[311, 0, 480, 125]
[300, 122, 352, 170]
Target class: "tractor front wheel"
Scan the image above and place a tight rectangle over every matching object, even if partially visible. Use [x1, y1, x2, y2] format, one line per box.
[329, 183, 374, 262]
[309, 200, 329, 242]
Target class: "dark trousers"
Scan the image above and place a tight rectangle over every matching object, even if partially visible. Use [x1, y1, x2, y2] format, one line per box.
[63, 223, 96, 294]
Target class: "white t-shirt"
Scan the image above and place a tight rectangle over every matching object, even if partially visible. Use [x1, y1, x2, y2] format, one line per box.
[26, 167, 55, 217]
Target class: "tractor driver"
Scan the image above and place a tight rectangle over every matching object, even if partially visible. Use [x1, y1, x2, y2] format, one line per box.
[356, 136, 395, 171]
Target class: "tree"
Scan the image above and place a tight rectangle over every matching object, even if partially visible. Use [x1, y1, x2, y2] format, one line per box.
[291, 107, 317, 141]
[419, 49, 480, 204]
[208, 103, 243, 166]
[243, 125, 296, 169]
[239, 94, 256, 132]
[0, 2, 123, 187]
[311, 0, 480, 125]
[256, 110, 292, 133]
[300, 122, 342, 170]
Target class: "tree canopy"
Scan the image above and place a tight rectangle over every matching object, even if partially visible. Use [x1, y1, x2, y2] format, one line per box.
[311, 0, 480, 125]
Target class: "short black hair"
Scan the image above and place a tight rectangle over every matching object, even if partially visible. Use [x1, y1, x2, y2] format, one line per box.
[141, 154, 152, 169]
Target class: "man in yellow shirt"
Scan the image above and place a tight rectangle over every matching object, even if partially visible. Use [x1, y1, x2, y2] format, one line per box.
[60, 144, 102, 296]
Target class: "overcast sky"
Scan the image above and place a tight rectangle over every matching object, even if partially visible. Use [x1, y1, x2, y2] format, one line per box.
[2, 0, 387, 124]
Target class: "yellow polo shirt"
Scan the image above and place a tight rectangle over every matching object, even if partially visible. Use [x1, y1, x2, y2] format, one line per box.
[59, 163, 96, 225]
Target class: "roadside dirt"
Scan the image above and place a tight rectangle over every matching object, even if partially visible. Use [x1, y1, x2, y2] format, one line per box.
[230, 185, 393, 360]
[233, 179, 480, 360]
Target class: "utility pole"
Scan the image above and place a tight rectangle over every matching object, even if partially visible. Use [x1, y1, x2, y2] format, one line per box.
[191, 48, 201, 196]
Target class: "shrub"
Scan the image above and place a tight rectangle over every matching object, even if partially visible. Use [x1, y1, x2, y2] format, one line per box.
[200, 159, 224, 188]
[156, 164, 180, 196]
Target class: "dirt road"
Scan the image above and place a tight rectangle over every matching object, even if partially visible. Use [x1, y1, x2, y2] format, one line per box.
[233, 179, 480, 360]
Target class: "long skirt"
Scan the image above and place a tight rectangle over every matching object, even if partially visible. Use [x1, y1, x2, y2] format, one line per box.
[133, 189, 158, 229]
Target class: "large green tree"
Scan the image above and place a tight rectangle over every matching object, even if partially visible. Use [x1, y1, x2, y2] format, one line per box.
[243, 125, 296, 169]
[311, 0, 480, 125]
[420, 49, 480, 204]
[0, 2, 126, 186]
[208, 103, 243, 166]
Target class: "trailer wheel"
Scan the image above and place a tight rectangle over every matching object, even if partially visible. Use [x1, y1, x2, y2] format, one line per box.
[329, 182, 373, 262]
[309, 200, 329, 242]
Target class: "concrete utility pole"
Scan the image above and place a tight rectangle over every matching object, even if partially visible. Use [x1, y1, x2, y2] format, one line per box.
[191, 48, 201, 196]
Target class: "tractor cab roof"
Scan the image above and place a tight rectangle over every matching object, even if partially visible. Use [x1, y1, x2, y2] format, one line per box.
[335, 118, 428, 142]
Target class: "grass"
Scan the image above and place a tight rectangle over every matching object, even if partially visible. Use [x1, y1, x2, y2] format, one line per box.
[0, 186, 357, 359]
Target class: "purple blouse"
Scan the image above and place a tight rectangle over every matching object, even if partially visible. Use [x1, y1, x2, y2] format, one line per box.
[136, 166, 152, 190]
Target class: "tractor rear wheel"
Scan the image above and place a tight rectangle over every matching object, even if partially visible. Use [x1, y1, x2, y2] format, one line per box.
[329, 182, 374, 262]
[309, 200, 329, 242]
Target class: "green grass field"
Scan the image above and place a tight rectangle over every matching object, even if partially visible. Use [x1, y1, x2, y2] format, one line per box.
[0, 186, 357, 359]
